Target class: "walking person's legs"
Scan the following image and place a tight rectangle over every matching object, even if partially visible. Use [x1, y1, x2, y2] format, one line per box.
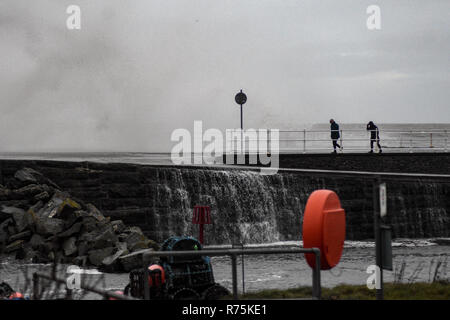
[332, 139, 340, 153]
[369, 139, 374, 153]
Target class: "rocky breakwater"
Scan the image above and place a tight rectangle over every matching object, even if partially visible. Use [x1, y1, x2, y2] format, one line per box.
[0, 167, 158, 272]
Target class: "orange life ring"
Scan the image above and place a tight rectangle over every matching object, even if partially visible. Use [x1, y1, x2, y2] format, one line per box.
[302, 190, 346, 270]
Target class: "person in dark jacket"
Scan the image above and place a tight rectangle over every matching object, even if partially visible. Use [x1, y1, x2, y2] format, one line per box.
[366, 121, 382, 153]
[329, 119, 342, 153]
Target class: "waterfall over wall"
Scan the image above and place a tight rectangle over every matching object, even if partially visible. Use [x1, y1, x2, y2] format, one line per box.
[1, 160, 449, 244]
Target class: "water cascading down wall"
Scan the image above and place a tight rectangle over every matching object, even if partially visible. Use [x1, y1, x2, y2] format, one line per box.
[0, 159, 449, 244]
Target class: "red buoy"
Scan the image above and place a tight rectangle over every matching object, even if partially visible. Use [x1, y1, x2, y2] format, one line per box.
[148, 264, 166, 287]
[302, 190, 346, 270]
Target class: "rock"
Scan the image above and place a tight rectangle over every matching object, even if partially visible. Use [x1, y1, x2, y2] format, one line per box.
[34, 191, 50, 202]
[63, 237, 77, 256]
[57, 198, 82, 220]
[88, 247, 114, 266]
[9, 207, 30, 232]
[0, 186, 12, 201]
[77, 241, 89, 256]
[101, 248, 128, 272]
[58, 222, 82, 238]
[14, 168, 59, 189]
[123, 229, 149, 252]
[119, 249, 153, 272]
[73, 255, 88, 267]
[86, 203, 105, 222]
[15, 244, 37, 261]
[4, 240, 25, 253]
[8, 230, 31, 242]
[35, 217, 65, 236]
[80, 227, 118, 250]
[12, 184, 44, 199]
[29, 234, 45, 250]
[110, 220, 126, 234]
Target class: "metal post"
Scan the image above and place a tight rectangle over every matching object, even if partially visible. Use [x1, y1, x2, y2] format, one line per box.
[231, 254, 238, 299]
[199, 223, 204, 245]
[241, 243, 245, 295]
[430, 133, 433, 148]
[409, 131, 413, 153]
[143, 258, 150, 300]
[445, 130, 448, 152]
[312, 249, 321, 299]
[373, 178, 384, 300]
[340, 129, 343, 152]
[33, 273, 39, 300]
[303, 129, 306, 154]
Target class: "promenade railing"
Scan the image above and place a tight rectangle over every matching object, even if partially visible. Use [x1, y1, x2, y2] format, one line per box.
[225, 129, 449, 153]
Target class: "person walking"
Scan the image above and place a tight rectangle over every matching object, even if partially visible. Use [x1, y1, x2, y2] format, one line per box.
[329, 119, 342, 153]
[366, 121, 382, 153]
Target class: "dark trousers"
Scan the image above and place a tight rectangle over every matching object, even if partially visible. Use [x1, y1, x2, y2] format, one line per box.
[332, 139, 340, 150]
[370, 139, 381, 150]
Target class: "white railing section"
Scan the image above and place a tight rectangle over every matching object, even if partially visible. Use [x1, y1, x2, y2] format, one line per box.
[224, 129, 449, 154]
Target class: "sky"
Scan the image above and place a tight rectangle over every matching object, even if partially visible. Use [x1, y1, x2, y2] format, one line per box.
[0, 0, 449, 152]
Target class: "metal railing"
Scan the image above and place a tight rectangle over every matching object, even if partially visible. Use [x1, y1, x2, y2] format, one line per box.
[142, 247, 321, 300]
[225, 129, 450, 153]
[32, 271, 139, 300]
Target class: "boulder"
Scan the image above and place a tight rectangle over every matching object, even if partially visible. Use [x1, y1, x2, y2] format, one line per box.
[119, 249, 153, 272]
[12, 184, 44, 199]
[62, 237, 77, 256]
[10, 207, 31, 232]
[101, 248, 128, 272]
[86, 203, 105, 222]
[4, 240, 25, 253]
[34, 191, 50, 202]
[57, 222, 82, 238]
[8, 230, 31, 242]
[29, 234, 45, 250]
[14, 168, 59, 189]
[110, 220, 126, 234]
[88, 247, 114, 266]
[35, 217, 65, 236]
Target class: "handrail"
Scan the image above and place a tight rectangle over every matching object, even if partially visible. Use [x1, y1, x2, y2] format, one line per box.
[226, 128, 450, 153]
[32, 271, 139, 300]
[142, 247, 321, 300]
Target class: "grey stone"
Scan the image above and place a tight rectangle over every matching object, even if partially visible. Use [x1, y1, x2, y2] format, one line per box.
[14, 168, 59, 189]
[110, 220, 126, 234]
[58, 222, 82, 238]
[34, 191, 50, 202]
[12, 184, 44, 199]
[119, 248, 153, 272]
[62, 237, 77, 256]
[86, 203, 105, 222]
[11, 208, 30, 232]
[35, 217, 65, 236]
[4, 240, 25, 253]
[8, 230, 31, 242]
[29, 234, 45, 250]
[101, 249, 127, 270]
[88, 247, 114, 266]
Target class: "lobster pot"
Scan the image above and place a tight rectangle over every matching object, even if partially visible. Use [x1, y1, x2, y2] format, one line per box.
[163, 258, 215, 289]
[128, 269, 146, 298]
[160, 236, 204, 264]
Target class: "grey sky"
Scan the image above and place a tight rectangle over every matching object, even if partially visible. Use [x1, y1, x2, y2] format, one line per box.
[1, 0, 449, 152]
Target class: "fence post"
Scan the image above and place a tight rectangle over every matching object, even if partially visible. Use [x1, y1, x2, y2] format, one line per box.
[445, 130, 448, 152]
[33, 273, 39, 300]
[303, 129, 306, 154]
[409, 131, 413, 153]
[340, 130, 343, 151]
[312, 249, 321, 299]
[430, 133, 433, 148]
[231, 253, 238, 299]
